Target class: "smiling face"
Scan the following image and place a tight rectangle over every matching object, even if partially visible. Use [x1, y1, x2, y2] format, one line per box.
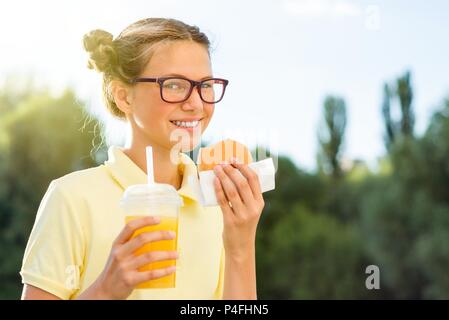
[124, 40, 215, 153]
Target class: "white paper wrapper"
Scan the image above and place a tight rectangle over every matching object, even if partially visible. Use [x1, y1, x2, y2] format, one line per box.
[188, 158, 276, 207]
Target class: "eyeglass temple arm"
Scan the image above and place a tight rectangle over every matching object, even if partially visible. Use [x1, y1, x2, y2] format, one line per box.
[129, 78, 158, 84]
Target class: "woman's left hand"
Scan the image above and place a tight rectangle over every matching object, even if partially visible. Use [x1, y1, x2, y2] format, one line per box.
[213, 158, 265, 257]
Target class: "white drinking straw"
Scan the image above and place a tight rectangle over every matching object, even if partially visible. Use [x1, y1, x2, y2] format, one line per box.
[146, 146, 155, 184]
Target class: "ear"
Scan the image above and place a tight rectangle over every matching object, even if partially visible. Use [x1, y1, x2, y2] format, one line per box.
[111, 80, 134, 114]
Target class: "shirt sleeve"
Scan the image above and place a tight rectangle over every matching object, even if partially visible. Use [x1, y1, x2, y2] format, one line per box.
[213, 245, 225, 300]
[20, 179, 86, 300]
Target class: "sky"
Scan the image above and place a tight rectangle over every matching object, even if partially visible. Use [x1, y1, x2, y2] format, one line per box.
[1, 0, 448, 171]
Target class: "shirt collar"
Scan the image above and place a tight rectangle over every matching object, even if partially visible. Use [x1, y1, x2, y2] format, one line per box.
[104, 145, 199, 204]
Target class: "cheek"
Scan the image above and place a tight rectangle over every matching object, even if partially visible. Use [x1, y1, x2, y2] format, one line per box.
[133, 91, 171, 128]
[134, 104, 165, 129]
[202, 104, 215, 130]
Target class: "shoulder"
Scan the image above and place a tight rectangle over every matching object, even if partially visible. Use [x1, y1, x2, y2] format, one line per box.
[36, 165, 112, 224]
[50, 164, 110, 197]
[53, 164, 109, 188]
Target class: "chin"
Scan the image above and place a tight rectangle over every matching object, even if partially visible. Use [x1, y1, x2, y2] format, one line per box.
[168, 123, 206, 154]
[179, 137, 201, 153]
[166, 133, 200, 154]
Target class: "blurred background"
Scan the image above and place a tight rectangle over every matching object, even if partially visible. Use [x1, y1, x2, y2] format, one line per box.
[1, 0, 449, 299]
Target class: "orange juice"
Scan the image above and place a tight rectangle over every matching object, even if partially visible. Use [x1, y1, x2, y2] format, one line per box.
[125, 215, 179, 289]
[120, 183, 183, 289]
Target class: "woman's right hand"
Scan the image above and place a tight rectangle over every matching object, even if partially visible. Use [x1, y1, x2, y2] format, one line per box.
[91, 216, 178, 300]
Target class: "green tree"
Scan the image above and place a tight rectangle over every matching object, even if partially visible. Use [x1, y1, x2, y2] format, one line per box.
[359, 97, 449, 298]
[382, 70, 415, 151]
[382, 83, 395, 150]
[318, 96, 347, 180]
[0, 88, 105, 299]
[397, 71, 414, 138]
[258, 204, 371, 299]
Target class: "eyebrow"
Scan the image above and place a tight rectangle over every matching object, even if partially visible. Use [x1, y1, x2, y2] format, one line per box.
[162, 73, 214, 80]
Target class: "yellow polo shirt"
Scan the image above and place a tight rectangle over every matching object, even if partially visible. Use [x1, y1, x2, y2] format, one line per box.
[20, 146, 225, 300]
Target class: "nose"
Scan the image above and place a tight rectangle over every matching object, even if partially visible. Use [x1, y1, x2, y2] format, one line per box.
[181, 86, 204, 112]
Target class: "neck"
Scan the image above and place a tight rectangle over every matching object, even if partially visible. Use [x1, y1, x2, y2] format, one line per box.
[122, 133, 182, 190]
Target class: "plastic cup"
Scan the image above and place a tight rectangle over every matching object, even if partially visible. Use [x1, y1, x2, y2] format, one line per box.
[120, 183, 183, 289]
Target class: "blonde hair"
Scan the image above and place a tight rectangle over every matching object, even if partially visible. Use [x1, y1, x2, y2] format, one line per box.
[82, 18, 211, 120]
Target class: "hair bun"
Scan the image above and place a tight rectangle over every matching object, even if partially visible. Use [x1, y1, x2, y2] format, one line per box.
[83, 29, 118, 74]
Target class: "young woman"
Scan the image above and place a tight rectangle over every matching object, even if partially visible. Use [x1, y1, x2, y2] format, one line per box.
[20, 18, 264, 300]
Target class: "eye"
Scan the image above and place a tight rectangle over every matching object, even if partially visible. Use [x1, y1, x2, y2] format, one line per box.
[163, 79, 189, 90]
[164, 82, 180, 90]
[201, 81, 214, 89]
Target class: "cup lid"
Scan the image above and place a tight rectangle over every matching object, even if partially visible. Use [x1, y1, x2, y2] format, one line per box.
[119, 183, 183, 208]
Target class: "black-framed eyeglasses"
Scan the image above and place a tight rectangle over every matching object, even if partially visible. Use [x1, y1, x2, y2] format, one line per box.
[129, 76, 229, 104]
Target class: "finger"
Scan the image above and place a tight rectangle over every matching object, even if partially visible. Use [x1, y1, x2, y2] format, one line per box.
[114, 216, 161, 245]
[134, 266, 177, 285]
[213, 165, 244, 212]
[222, 162, 255, 205]
[118, 230, 176, 257]
[214, 176, 235, 221]
[230, 160, 263, 201]
[128, 251, 179, 269]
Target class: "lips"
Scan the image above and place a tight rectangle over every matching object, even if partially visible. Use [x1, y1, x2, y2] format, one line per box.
[170, 118, 203, 129]
[170, 117, 203, 122]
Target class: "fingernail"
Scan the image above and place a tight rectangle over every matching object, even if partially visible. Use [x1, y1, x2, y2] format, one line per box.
[169, 231, 176, 238]
[214, 165, 221, 173]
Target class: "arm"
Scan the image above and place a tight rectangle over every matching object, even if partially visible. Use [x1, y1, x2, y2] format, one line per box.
[213, 160, 264, 300]
[222, 245, 257, 300]
[21, 284, 61, 300]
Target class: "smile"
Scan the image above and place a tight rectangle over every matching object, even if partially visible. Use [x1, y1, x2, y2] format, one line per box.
[170, 120, 201, 128]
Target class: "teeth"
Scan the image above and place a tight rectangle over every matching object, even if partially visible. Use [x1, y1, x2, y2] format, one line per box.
[172, 120, 199, 128]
